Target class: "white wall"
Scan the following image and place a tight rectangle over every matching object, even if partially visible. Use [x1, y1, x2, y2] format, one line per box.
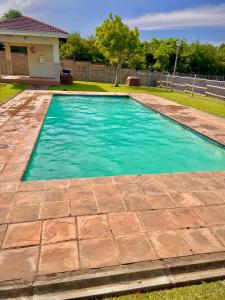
[27, 44, 55, 78]
[0, 35, 60, 79]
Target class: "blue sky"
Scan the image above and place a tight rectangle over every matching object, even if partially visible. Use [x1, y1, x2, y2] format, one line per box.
[1, 0, 225, 44]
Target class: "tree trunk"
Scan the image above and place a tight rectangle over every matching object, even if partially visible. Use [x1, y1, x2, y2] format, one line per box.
[114, 62, 121, 87]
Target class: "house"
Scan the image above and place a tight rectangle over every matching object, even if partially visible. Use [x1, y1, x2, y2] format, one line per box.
[0, 16, 68, 85]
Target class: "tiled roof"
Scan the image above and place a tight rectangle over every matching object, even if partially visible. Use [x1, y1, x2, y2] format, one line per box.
[0, 16, 68, 35]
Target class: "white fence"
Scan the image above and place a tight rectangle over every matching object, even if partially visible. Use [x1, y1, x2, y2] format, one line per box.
[157, 73, 225, 100]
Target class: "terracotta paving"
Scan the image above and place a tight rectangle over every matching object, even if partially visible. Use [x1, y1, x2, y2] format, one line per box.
[0, 90, 225, 291]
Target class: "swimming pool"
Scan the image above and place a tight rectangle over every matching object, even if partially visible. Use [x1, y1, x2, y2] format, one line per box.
[23, 95, 225, 181]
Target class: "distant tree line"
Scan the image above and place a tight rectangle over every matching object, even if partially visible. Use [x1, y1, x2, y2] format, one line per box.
[61, 33, 225, 77]
[60, 15, 225, 77]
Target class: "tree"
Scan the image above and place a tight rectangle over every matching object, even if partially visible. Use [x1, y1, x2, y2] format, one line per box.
[186, 43, 219, 75]
[60, 32, 85, 60]
[60, 32, 105, 63]
[1, 9, 22, 20]
[96, 14, 139, 86]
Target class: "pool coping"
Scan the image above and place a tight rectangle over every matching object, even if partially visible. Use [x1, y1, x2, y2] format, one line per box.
[0, 90, 225, 298]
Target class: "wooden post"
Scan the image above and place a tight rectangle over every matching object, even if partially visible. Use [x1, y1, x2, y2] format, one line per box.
[206, 84, 209, 97]
[166, 73, 169, 92]
[104, 63, 107, 83]
[191, 74, 197, 97]
[89, 62, 92, 81]
[4, 43, 13, 75]
[149, 69, 152, 86]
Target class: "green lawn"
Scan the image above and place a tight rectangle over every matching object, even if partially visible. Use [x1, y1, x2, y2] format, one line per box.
[49, 81, 225, 118]
[0, 83, 27, 105]
[106, 281, 225, 300]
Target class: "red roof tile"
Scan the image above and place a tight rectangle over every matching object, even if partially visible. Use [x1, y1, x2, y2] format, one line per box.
[0, 16, 68, 35]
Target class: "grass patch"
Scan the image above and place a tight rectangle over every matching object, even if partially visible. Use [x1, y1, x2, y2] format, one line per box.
[49, 81, 225, 118]
[106, 281, 225, 300]
[0, 83, 27, 105]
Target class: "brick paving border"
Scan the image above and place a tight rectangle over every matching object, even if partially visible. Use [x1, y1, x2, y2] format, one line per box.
[0, 90, 225, 298]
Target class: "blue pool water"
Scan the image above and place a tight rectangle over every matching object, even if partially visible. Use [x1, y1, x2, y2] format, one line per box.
[23, 95, 225, 181]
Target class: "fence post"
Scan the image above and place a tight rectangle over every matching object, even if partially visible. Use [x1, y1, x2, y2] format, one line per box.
[149, 69, 152, 86]
[191, 74, 196, 97]
[89, 63, 92, 82]
[112, 67, 115, 84]
[104, 64, 107, 83]
[206, 84, 209, 97]
[166, 73, 169, 92]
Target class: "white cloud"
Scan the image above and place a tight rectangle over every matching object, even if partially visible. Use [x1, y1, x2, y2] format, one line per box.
[0, 0, 34, 15]
[125, 4, 225, 30]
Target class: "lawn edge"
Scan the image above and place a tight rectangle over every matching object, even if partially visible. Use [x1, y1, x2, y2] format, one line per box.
[1, 252, 225, 299]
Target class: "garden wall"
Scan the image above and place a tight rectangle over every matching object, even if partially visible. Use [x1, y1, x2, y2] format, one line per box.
[60, 60, 153, 85]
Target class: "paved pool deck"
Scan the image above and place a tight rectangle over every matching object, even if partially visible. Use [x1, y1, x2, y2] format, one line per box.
[0, 90, 225, 298]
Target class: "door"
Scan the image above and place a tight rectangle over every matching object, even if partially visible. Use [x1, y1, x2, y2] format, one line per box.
[11, 46, 29, 76]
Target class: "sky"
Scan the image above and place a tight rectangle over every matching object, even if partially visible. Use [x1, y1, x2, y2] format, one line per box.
[0, 0, 225, 45]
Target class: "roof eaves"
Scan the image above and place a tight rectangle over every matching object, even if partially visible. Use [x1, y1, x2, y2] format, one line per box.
[0, 29, 68, 39]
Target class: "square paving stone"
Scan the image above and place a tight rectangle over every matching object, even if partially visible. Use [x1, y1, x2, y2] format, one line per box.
[79, 237, 119, 269]
[94, 184, 121, 198]
[69, 178, 92, 189]
[175, 173, 208, 191]
[140, 180, 166, 194]
[108, 212, 143, 235]
[139, 210, 176, 231]
[193, 206, 225, 226]
[168, 208, 202, 229]
[0, 246, 39, 282]
[148, 230, 192, 259]
[78, 214, 111, 240]
[45, 188, 70, 202]
[117, 183, 141, 193]
[154, 174, 186, 193]
[38, 241, 79, 275]
[42, 217, 76, 244]
[182, 228, 225, 254]
[0, 181, 20, 193]
[40, 201, 70, 219]
[0, 193, 15, 208]
[122, 191, 152, 211]
[7, 205, 40, 223]
[148, 194, 176, 209]
[198, 178, 225, 190]
[169, 192, 203, 207]
[69, 188, 95, 201]
[92, 177, 114, 186]
[113, 175, 139, 184]
[211, 172, 225, 187]
[211, 226, 225, 247]
[71, 197, 98, 216]
[0, 224, 7, 247]
[115, 234, 156, 264]
[0, 207, 10, 224]
[19, 180, 45, 192]
[193, 191, 225, 205]
[13, 191, 43, 206]
[45, 179, 69, 190]
[97, 196, 125, 213]
[219, 204, 225, 215]
[3, 221, 41, 248]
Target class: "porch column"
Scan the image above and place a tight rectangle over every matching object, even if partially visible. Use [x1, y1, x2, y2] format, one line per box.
[52, 42, 60, 81]
[4, 43, 13, 75]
